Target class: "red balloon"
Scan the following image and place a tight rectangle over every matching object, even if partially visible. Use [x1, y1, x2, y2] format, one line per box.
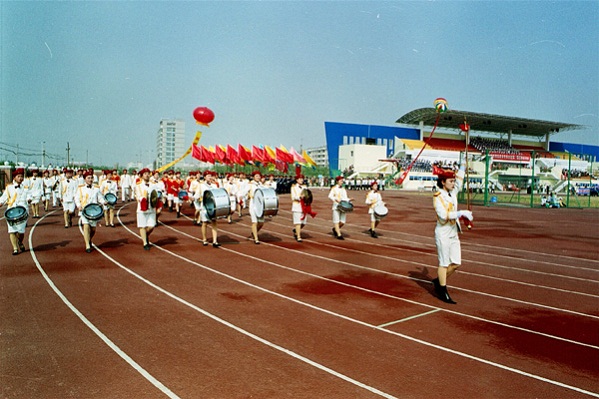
[193, 107, 215, 125]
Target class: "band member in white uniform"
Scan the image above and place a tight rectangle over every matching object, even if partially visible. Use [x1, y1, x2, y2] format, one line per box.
[42, 170, 53, 211]
[0, 168, 31, 255]
[60, 169, 79, 228]
[223, 173, 237, 224]
[365, 181, 384, 238]
[431, 168, 473, 304]
[135, 168, 157, 251]
[75, 170, 105, 253]
[120, 169, 133, 202]
[100, 172, 118, 227]
[248, 170, 264, 244]
[187, 171, 202, 225]
[24, 168, 44, 218]
[290, 174, 307, 242]
[51, 169, 62, 207]
[195, 171, 221, 247]
[150, 170, 165, 221]
[236, 172, 249, 217]
[328, 176, 352, 240]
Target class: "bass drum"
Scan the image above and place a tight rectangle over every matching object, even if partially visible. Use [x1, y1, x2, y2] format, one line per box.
[82, 203, 104, 221]
[373, 203, 388, 218]
[203, 188, 231, 220]
[5, 205, 28, 226]
[253, 187, 279, 218]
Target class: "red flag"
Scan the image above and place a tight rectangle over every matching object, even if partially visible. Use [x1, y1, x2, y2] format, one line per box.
[215, 145, 227, 164]
[252, 145, 266, 164]
[276, 146, 294, 164]
[227, 144, 242, 165]
[192, 144, 202, 161]
[238, 144, 252, 163]
[202, 145, 215, 164]
[275, 160, 288, 173]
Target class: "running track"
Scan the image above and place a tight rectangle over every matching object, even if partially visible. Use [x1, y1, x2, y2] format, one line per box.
[1, 189, 598, 398]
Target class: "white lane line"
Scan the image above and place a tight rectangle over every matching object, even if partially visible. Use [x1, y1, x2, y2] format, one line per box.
[219, 217, 599, 320]
[115, 210, 599, 398]
[167, 213, 599, 348]
[378, 309, 442, 328]
[273, 210, 599, 281]
[26, 213, 180, 399]
[280, 205, 599, 273]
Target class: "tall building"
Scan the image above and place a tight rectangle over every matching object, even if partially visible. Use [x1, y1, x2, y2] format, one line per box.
[304, 145, 328, 167]
[156, 119, 185, 168]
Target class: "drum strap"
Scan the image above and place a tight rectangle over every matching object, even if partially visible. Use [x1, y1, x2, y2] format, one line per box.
[7, 188, 18, 207]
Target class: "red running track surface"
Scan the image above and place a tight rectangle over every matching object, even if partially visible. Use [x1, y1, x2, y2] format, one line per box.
[1, 189, 598, 398]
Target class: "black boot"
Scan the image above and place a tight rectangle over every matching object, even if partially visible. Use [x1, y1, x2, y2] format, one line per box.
[440, 285, 457, 304]
[432, 278, 441, 294]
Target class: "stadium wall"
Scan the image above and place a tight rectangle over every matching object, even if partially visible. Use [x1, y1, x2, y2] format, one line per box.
[324, 122, 420, 176]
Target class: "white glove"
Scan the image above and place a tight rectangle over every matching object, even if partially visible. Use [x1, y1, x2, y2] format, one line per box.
[458, 210, 473, 221]
[448, 211, 459, 220]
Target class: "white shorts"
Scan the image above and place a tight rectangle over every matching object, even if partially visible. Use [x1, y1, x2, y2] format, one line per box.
[7, 220, 27, 234]
[193, 199, 202, 210]
[80, 214, 98, 227]
[435, 234, 461, 267]
[332, 209, 347, 224]
[249, 205, 264, 224]
[292, 211, 306, 226]
[199, 207, 211, 223]
[137, 210, 157, 229]
[63, 201, 76, 213]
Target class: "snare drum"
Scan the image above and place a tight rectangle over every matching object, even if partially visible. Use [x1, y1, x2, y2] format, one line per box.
[5, 206, 28, 226]
[203, 188, 231, 219]
[373, 203, 388, 218]
[105, 193, 117, 206]
[178, 190, 189, 201]
[253, 187, 279, 218]
[338, 200, 354, 213]
[82, 203, 104, 221]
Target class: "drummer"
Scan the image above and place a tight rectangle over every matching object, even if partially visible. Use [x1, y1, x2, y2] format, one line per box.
[328, 175, 353, 240]
[248, 170, 265, 244]
[60, 169, 79, 228]
[135, 168, 158, 250]
[75, 170, 105, 253]
[195, 170, 221, 247]
[187, 171, 202, 225]
[236, 171, 249, 217]
[365, 181, 384, 238]
[100, 170, 119, 227]
[290, 174, 308, 242]
[0, 168, 31, 255]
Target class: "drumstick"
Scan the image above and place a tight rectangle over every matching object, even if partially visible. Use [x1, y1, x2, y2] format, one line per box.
[396, 113, 441, 186]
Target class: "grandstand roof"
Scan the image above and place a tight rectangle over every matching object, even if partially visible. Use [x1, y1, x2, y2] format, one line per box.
[396, 108, 584, 138]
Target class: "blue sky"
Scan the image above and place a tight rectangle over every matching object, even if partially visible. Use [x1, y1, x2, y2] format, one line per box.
[1, 1, 597, 167]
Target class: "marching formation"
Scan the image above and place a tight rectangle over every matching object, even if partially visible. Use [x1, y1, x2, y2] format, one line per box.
[1, 166, 473, 304]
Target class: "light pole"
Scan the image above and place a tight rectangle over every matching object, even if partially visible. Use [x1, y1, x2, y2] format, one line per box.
[42, 141, 46, 168]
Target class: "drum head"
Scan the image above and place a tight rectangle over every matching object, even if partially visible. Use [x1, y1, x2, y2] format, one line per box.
[253, 189, 265, 218]
[82, 203, 104, 221]
[374, 204, 388, 218]
[105, 193, 117, 206]
[178, 190, 188, 200]
[204, 190, 216, 219]
[5, 206, 28, 225]
[338, 200, 354, 213]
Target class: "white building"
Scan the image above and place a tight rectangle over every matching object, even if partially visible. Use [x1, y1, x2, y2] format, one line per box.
[156, 119, 186, 168]
[304, 145, 328, 167]
[338, 144, 388, 175]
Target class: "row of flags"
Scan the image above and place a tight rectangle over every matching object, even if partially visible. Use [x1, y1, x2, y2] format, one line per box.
[191, 144, 317, 172]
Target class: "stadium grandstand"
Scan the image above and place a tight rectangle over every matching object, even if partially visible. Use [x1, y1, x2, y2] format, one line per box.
[324, 108, 598, 202]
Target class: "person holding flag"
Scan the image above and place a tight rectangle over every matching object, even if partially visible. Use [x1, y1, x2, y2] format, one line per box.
[431, 167, 473, 304]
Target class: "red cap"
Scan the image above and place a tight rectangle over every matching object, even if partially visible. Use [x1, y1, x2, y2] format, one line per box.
[14, 168, 25, 177]
[335, 175, 344, 181]
[83, 170, 94, 178]
[251, 170, 261, 177]
[139, 168, 151, 175]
